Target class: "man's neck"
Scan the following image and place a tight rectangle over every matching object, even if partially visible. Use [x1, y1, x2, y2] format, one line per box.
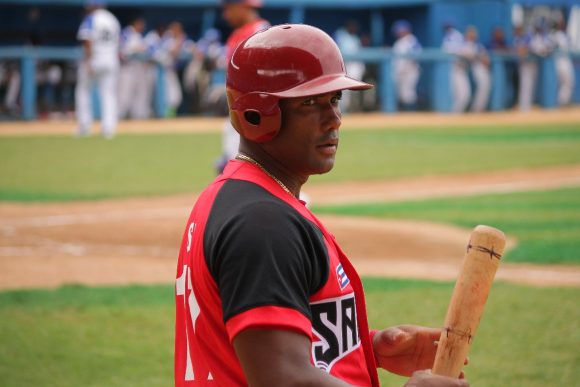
[237, 147, 306, 199]
[241, 10, 260, 26]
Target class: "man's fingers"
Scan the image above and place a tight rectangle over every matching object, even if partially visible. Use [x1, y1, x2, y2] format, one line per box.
[383, 327, 411, 346]
[405, 370, 469, 387]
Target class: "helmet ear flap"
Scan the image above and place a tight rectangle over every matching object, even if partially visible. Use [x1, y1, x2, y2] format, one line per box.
[229, 92, 281, 143]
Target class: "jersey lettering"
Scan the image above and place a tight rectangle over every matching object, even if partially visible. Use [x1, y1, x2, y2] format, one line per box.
[98, 29, 115, 43]
[311, 294, 360, 372]
[186, 222, 196, 253]
[176, 264, 212, 382]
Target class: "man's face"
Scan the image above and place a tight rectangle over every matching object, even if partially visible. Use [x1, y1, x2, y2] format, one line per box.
[135, 19, 146, 33]
[262, 91, 343, 180]
[465, 28, 477, 42]
[222, 4, 246, 28]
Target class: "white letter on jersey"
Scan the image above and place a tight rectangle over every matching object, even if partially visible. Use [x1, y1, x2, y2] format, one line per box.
[176, 264, 212, 381]
[186, 222, 196, 253]
[176, 265, 195, 379]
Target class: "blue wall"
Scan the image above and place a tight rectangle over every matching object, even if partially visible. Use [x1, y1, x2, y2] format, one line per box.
[0, 0, 574, 49]
[1, 0, 578, 120]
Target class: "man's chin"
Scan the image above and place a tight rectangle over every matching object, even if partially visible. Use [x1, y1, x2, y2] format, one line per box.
[315, 160, 335, 175]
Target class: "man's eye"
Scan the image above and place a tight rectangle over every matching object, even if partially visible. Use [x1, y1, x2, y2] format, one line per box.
[302, 98, 315, 106]
[331, 92, 343, 104]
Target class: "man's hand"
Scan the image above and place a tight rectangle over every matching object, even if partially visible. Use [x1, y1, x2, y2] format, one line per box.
[404, 370, 469, 387]
[373, 325, 467, 377]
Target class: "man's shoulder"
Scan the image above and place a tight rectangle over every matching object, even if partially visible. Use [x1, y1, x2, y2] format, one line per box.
[214, 178, 295, 215]
[94, 9, 120, 29]
[203, 178, 315, 239]
[236, 19, 270, 39]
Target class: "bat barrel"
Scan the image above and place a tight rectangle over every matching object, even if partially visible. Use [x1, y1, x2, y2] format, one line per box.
[432, 225, 506, 377]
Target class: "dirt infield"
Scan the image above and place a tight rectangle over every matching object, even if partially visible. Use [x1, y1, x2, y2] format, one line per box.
[1, 164, 580, 290]
[1, 106, 580, 136]
[1, 110, 580, 290]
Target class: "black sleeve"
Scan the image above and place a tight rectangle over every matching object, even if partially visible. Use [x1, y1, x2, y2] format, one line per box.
[204, 189, 329, 323]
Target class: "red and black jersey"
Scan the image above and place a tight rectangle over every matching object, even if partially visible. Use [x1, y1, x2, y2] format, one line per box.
[175, 160, 379, 386]
[225, 19, 270, 61]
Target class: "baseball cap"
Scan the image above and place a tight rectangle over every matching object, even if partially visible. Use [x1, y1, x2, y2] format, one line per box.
[443, 18, 456, 29]
[392, 19, 411, 35]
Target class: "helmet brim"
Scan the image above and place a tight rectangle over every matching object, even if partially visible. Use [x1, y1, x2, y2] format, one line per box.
[269, 74, 373, 99]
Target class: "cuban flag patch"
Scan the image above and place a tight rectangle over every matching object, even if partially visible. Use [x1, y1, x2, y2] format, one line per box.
[336, 264, 350, 290]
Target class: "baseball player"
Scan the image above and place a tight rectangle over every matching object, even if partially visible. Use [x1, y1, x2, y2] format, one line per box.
[215, 0, 270, 174]
[75, 0, 120, 138]
[334, 20, 366, 112]
[142, 23, 166, 118]
[551, 19, 575, 106]
[175, 24, 469, 387]
[513, 25, 534, 111]
[515, 20, 554, 112]
[1, 61, 20, 115]
[158, 22, 195, 117]
[118, 16, 149, 119]
[182, 28, 225, 114]
[442, 22, 470, 113]
[391, 19, 422, 111]
[462, 26, 491, 112]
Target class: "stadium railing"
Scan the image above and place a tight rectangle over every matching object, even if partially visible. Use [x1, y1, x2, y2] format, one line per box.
[0, 46, 576, 120]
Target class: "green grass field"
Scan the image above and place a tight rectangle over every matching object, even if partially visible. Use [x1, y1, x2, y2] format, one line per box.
[0, 280, 577, 387]
[1, 121, 579, 385]
[0, 133, 220, 201]
[315, 187, 580, 265]
[1, 122, 579, 201]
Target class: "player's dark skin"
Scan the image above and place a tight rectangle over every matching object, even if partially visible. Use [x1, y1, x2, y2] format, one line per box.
[234, 91, 469, 386]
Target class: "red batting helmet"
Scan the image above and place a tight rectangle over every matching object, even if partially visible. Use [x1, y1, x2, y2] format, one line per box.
[226, 24, 373, 142]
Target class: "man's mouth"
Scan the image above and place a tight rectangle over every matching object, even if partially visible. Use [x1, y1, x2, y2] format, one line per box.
[317, 139, 339, 155]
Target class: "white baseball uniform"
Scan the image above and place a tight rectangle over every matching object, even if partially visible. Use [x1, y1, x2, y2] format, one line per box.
[158, 31, 194, 116]
[516, 30, 554, 112]
[392, 33, 422, 106]
[143, 29, 163, 117]
[462, 40, 491, 112]
[334, 27, 366, 112]
[75, 7, 120, 138]
[118, 24, 149, 119]
[552, 29, 575, 106]
[442, 28, 471, 113]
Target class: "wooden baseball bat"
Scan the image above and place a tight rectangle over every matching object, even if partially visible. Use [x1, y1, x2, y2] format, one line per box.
[432, 225, 506, 378]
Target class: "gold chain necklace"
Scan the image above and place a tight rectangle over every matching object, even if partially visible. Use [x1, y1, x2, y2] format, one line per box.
[235, 153, 294, 196]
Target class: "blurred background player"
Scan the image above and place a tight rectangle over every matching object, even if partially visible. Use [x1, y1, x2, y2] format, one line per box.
[391, 19, 422, 111]
[487, 25, 508, 52]
[143, 23, 166, 118]
[513, 24, 533, 111]
[463, 25, 491, 112]
[118, 16, 149, 119]
[183, 28, 225, 115]
[159, 21, 195, 117]
[488, 25, 518, 108]
[75, 0, 121, 138]
[442, 21, 470, 113]
[515, 19, 554, 112]
[334, 20, 367, 112]
[551, 18, 575, 107]
[215, 0, 270, 174]
[1, 61, 20, 116]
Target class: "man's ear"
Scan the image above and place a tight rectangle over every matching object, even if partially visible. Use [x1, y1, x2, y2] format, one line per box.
[229, 93, 281, 142]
